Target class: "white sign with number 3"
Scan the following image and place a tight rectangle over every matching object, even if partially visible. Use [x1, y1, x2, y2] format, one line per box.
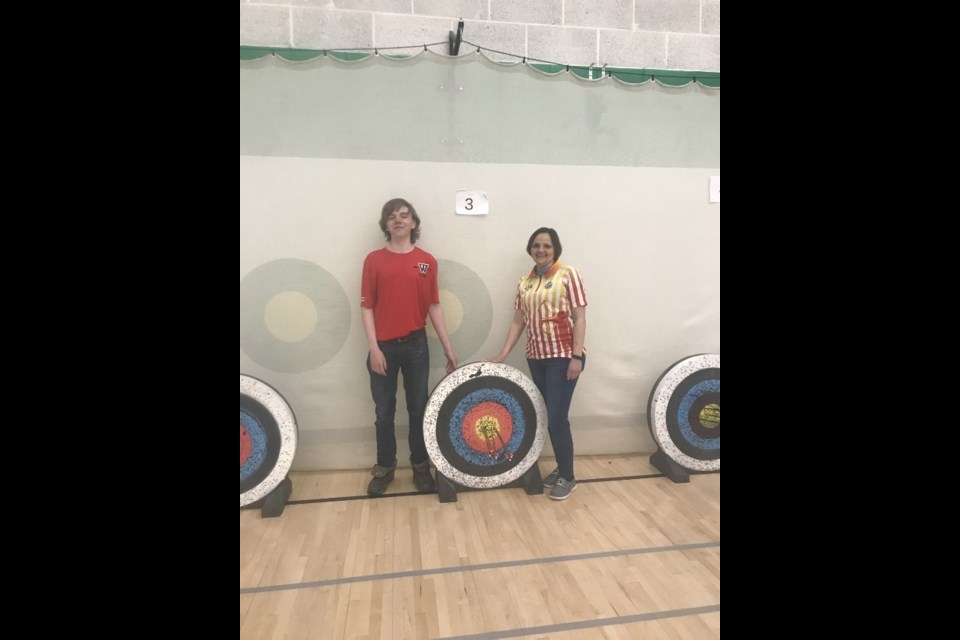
[455, 190, 489, 215]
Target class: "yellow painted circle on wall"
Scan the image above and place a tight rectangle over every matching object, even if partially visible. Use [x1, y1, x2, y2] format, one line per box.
[240, 259, 350, 373]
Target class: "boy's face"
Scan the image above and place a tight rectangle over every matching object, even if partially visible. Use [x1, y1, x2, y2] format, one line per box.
[386, 206, 416, 239]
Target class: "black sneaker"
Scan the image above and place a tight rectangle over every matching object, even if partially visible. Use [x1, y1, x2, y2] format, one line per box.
[367, 461, 396, 495]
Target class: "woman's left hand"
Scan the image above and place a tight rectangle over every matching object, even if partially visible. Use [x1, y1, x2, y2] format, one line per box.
[567, 358, 583, 380]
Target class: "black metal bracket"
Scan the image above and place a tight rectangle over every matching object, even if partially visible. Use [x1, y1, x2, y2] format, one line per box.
[448, 19, 464, 55]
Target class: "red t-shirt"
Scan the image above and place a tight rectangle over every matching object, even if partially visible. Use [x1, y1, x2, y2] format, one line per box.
[360, 247, 439, 341]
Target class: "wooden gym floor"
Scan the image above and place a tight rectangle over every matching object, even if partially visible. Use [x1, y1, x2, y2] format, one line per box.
[240, 453, 720, 639]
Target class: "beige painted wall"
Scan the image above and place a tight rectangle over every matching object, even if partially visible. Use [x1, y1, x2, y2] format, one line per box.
[240, 54, 718, 470]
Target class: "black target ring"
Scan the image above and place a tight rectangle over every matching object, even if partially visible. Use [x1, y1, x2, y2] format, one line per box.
[647, 354, 720, 472]
[240, 374, 298, 507]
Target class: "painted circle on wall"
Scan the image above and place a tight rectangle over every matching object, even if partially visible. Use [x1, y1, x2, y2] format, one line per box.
[240, 374, 298, 507]
[647, 354, 720, 472]
[424, 362, 546, 488]
[428, 260, 493, 368]
[240, 259, 350, 373]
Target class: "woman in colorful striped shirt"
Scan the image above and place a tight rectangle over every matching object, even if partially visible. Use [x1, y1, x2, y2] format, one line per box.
[489, 227, 588, 500]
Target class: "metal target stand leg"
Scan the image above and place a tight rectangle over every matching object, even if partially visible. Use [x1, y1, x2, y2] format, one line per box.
[436, 465, 544, 503]
[436, 472, 458, 503]
[520, 464, 544, 495]
[650, 449, 689, 484]
[256, 476, 293, 517]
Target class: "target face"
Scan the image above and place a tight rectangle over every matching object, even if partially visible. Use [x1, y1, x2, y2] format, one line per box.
[240, 258, 351, 373]
[424, 362, 547, 489]
[240, 374, 298, 507]
[647, 354, 720, 472]
[429, 260, 493, 368]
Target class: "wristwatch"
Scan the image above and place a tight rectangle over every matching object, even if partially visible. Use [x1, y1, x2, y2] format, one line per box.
[570, 354, 584, 362]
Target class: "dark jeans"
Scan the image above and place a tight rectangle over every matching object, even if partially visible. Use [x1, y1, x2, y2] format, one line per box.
[367, 333, 430, 467]
[527, 357, 580, 481]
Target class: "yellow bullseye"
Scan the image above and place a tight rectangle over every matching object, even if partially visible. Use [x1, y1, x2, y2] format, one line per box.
[699, 403, 720, 429]
[475, 415, 501, 439]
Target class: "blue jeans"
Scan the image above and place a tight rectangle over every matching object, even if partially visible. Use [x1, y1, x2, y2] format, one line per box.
[367, 333, 430, 467]
[527, 358, 580, 481]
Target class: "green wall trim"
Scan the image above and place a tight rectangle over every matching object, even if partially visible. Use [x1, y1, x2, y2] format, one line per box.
[239, 46, 720, 88]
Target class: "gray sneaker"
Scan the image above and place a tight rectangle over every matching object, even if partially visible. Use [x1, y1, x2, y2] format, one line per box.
[542, 468, 560, 489]
[549, 477, 577, 500]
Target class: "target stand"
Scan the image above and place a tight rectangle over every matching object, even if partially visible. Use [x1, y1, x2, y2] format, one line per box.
[647, 354, 720, 484]
[241, 374, 299, 518]
[436, 465, 543, 503]
[649, 449, 690, 483]
[243, 476, 294, 517]
[424, 362, 548, 504]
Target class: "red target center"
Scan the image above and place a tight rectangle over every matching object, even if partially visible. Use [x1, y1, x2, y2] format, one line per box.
[240, 424, 252, 466]
[462, 402, 513, 455]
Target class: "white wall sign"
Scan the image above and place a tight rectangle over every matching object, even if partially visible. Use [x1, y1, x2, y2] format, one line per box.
[455, 190, 489, 215]
[709, 176, 720, 204]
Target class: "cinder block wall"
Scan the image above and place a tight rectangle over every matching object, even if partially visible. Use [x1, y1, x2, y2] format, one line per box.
[240, 0, 720, 72]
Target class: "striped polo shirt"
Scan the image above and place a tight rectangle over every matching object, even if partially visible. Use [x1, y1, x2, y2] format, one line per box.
[514, 260, 588, 359]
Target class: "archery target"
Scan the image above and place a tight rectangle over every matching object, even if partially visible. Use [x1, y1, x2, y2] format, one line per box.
[240, 374, 298, 507]
[424, 362, 547, 488]
[240, 258, 350, 373]
[647, 354, 720, 472]
[428, 260, 493, 368]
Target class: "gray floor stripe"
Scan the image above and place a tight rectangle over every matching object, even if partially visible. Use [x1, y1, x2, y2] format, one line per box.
[435, 604, 721, 640]
[240, 540, 719, 594]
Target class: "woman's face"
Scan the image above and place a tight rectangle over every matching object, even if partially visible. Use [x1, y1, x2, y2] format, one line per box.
[529, 233, 555, 269]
